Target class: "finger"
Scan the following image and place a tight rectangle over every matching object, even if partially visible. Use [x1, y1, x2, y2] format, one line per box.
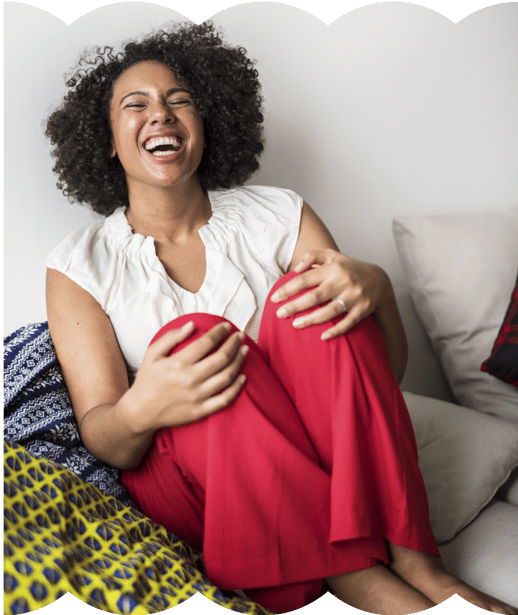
[196, 373, 247, 419]
[291, 299, 347, 329]
[198, 343, 249, 398]
[293, 249, 334, 273]
[293, 254, 321, 273]
[275, 280, 339, 318]
[173, 321, 233, 364]
[293, 260, 312, 273]
[270, 269, 327, 303]
[320, 309, 365, 340]
[193, 330, 246, 379]
[146, 321, 196, 360]
[271, 270, 327, 303]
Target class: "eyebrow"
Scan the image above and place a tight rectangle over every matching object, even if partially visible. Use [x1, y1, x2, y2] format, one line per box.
[119, 87, 191, 105]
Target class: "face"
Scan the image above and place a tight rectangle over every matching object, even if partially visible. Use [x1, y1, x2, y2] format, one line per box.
[109, 61, 205, 194]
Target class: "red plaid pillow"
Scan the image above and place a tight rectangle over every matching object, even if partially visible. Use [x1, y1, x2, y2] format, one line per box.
[481, 272, 518, 387]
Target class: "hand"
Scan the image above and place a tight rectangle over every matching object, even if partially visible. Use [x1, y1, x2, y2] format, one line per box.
[271, 249, 391, 340]
[124, 321, 249, 433]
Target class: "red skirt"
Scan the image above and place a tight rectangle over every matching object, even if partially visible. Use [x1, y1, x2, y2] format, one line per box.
[122, 273, 439, 613]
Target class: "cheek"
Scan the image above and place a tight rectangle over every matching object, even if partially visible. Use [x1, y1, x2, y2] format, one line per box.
[185, 109, 205, 143]
[194, 121, 206, 150]
[112, 118, 140, 158]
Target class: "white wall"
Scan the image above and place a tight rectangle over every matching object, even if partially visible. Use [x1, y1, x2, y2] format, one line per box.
[4, 2, 518, 335]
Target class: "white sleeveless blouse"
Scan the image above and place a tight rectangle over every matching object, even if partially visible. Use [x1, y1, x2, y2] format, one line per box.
[47, 185, 303, 376]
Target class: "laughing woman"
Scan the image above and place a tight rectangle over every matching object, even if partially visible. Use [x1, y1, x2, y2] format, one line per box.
[45, 22, 517, 615]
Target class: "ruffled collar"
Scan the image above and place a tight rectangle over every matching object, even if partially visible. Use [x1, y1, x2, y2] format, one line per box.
[102, 193, 257, 332]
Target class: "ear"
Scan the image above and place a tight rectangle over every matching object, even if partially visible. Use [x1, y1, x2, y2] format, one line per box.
[109, 139, 117, 158]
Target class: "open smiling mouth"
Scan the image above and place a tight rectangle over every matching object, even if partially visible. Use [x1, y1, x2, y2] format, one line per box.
[144, 135, 183, 157]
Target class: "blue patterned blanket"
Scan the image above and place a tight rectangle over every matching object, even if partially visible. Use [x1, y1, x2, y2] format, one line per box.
[3, 322, 132, 505]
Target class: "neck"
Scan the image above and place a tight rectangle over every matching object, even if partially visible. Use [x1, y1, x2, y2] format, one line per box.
[125, 177, 211, 242]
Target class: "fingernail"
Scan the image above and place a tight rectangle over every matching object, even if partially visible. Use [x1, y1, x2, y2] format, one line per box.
[182, 321, 194, 331]
[271, 292, 280, 302]
[321, 332, 331, 340]
[239, 374, 247, 385]
[221, 322, 232, 331]
[276, 307, 287, 318]
[293, 318, 305, 328]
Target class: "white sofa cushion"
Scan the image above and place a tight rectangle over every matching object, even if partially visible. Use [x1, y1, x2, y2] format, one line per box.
[393, 208, 518, 423]
[439, 500, 518, 607]
[497, 467, 518, 507]
[404, 392, 518, 544]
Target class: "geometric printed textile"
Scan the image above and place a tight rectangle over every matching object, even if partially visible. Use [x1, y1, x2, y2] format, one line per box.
[4, 439, 273, 615]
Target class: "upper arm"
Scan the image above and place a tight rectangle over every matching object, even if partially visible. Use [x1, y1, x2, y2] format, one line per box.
[289, 202, 340, 270]
[46, 267, 129, 424]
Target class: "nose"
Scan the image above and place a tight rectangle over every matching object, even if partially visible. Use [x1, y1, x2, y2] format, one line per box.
[149, 101, 175, 124]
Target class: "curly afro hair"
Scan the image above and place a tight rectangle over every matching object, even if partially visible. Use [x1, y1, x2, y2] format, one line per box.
[45, 21, 264, 216]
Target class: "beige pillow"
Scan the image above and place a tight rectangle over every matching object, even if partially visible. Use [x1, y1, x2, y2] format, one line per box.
[393, 208, 518, 423]
[497, 467, 518, 507]
[404, 392, 518, 544]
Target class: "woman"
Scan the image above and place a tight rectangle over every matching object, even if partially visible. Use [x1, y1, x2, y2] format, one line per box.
[45, 22, 516, 615]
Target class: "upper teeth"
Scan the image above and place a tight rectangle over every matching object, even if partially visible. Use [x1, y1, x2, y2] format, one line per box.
[144, 136, 182, 151]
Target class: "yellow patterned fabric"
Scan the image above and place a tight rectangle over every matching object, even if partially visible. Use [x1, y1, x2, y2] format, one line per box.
[4, 440, 273, 614]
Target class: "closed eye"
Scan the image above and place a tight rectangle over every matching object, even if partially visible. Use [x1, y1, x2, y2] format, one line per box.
[123, 99, 191, 110]
[168, 98, 191, 106]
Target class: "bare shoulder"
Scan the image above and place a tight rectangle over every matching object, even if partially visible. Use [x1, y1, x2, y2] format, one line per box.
[290, 202, 340, 269]
[46, 268, 129, 421]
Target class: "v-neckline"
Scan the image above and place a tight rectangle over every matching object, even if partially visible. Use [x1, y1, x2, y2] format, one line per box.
[149, 234, 210, 297]
[123, 193, 214, 297]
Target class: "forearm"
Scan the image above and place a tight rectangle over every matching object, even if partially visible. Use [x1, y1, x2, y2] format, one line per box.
[372, 278, 408, 385]
[78, 396, 156, 470]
